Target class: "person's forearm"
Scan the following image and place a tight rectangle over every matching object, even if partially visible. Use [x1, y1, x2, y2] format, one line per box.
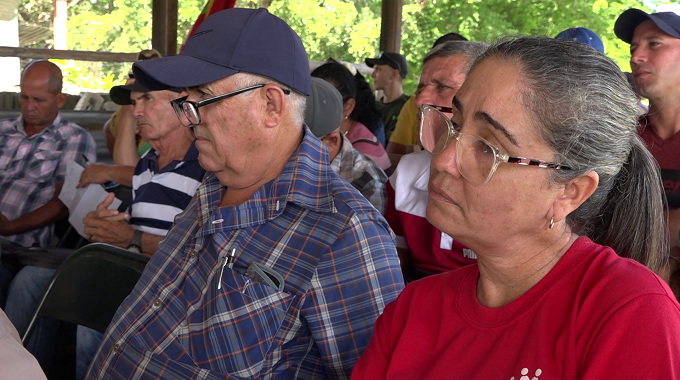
[103, 120, 116, 155]
[3, 198, 68, 236]
[113, 110, 141, 166]
[105, 166, 136, 187]
[141, 233, 163, 256]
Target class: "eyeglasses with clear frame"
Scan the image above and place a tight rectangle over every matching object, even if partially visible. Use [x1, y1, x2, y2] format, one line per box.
[418, 104, 572, 185]
[170, 84, 291, 127]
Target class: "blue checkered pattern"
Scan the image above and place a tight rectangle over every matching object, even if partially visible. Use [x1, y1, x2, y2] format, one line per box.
[0, 114, 96, 247]
[87, 128, 404, 380]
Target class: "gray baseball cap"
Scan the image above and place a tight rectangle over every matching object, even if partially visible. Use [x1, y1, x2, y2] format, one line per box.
[304, 77, 343, 138]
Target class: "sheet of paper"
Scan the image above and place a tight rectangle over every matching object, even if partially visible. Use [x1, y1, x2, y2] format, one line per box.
[59, 160, 122, 238]
[58, 160, 86, 210]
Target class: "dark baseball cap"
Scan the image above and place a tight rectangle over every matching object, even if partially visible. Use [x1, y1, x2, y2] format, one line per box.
[614, 8, 680, 44]
[132, 8, 311, 95]
[365, 52, 408, 79]
[555, 27, 605, 54]
[305, 77, 343, 138]
[109, 81, 182, 105]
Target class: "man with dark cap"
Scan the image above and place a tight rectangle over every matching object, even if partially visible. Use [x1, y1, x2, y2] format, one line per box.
[86, 8, 403, 380]
[614, 8, 680, 297]
[3, 80, 205, 375]
[305, 77, 388, 214]
[365, 51, 409, 139]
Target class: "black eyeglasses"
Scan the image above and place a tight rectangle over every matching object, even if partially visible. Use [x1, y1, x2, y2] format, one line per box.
[170, 84, 291, 126]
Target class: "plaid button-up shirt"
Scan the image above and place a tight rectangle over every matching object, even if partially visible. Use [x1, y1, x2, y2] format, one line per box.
[87, 129, 404, 380]
[0, 114, 96, 247]
[330, 134, 388, 215]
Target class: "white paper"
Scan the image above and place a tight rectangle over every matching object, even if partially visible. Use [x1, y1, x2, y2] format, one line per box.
[59, 160, 122, 238]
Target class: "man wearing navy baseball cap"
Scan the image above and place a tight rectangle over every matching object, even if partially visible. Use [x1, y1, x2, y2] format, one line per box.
[86, 8, 403, 380]
[615, 8, 680, 299]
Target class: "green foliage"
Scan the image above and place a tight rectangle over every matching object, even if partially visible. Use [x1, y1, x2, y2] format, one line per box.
[269, 0, 660, 94]
[19, 0, 203, 92]
[17, 0, 669, 93]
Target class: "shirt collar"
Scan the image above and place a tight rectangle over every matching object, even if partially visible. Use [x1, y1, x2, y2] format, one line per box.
[330, 133, 354, 173]
[195, 126, 335, 234]
[14, 113, 62, 137]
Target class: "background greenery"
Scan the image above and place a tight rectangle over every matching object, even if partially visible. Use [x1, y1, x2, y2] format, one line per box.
[17, 0, 674, 94]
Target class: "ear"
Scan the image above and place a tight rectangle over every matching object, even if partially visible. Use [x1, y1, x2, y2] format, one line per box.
[391, 68, 401, 80]
[326, 130, 342, 150]
[342, 98, 356, 119]
[262, 84, 286, 128]
[551, 171, 599, 224]
[56, 93, 67, 109]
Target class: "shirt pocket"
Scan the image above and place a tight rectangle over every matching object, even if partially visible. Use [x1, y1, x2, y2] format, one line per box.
[210, 269, 296, 377]
[22, 149, 61, 183]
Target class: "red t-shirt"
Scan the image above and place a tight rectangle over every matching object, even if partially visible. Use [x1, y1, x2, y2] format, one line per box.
[639, 115, 680, 208]
[352, 237, 680, 380]
[384, 151, 477, 274]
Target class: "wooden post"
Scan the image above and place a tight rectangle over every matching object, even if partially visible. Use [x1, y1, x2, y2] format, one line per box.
[53, 0, 68, 50]
[379, 0, 402, 53]
[152, 0, 178, 57]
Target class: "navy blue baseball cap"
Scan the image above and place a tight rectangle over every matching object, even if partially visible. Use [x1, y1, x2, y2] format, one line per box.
[555, 27, 605, 54]
[132, 8, 311, 95]
[614, 8, 680, 44]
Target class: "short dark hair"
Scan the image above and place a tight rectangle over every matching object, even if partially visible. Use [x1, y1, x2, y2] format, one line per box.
[433, 32, 468, 48]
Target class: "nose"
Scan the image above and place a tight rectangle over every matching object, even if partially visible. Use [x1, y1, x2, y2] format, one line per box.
[371, 70, 377, 79]
[415, 86, 434, 108]
[431, 140, 463, 182]
[133, 103, 144, 118]
[25, 99, 37, 111]
[631, 47, 646, 67]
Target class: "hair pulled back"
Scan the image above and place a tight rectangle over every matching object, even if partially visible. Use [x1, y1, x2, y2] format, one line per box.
[473, 37, 667, 272]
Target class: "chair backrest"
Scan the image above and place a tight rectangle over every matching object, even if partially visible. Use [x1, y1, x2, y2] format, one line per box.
[21, 243, 149, 344]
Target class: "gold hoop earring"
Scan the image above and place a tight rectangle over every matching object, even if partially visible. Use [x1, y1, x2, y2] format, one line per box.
[549, 217, 555, 229]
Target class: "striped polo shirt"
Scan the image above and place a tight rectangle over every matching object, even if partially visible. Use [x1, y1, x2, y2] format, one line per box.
[129, 141, 205, 236]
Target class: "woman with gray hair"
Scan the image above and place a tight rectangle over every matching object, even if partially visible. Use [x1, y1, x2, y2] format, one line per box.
[351, 37, 680, 379]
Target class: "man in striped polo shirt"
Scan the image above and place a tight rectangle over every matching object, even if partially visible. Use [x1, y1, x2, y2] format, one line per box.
[4, 80, 206, 374]
[78, 80, 205, 254]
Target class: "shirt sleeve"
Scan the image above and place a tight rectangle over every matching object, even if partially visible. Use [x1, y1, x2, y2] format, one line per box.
[384, 181, 407, 250]
[388, 97, 418, 147]
[302, 211, 404, 379]
[581, 292, 680, 379]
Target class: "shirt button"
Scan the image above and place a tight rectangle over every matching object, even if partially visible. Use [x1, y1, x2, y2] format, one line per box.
[189, 250, 197, 258]
[113, 343, 120, 352]
[153, 299, 161, 307]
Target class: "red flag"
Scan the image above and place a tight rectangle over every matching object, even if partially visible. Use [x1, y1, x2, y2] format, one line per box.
[181, 0, 237, 52]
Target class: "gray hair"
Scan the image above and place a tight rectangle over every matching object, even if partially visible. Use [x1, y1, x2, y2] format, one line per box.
[423, 41, 489, 71]
[473, 37, 667, 272]
[231, 73, 306, 126]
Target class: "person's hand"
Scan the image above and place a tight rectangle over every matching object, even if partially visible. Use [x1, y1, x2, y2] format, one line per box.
[82, 193, 132, 247]
[77, 163, 112, 188]
[0, 213, 14, 236]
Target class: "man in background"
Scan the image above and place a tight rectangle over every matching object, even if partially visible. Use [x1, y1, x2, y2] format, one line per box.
[366, 51, 409, 139]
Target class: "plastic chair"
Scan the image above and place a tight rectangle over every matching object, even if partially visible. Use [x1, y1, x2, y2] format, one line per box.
[21, 243, 149, 344]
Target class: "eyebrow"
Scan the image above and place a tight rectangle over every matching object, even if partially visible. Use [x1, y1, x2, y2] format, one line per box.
[131, 92, 150, 101]
[432, 78, 452, 89]
[452, 96, 520, 147]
